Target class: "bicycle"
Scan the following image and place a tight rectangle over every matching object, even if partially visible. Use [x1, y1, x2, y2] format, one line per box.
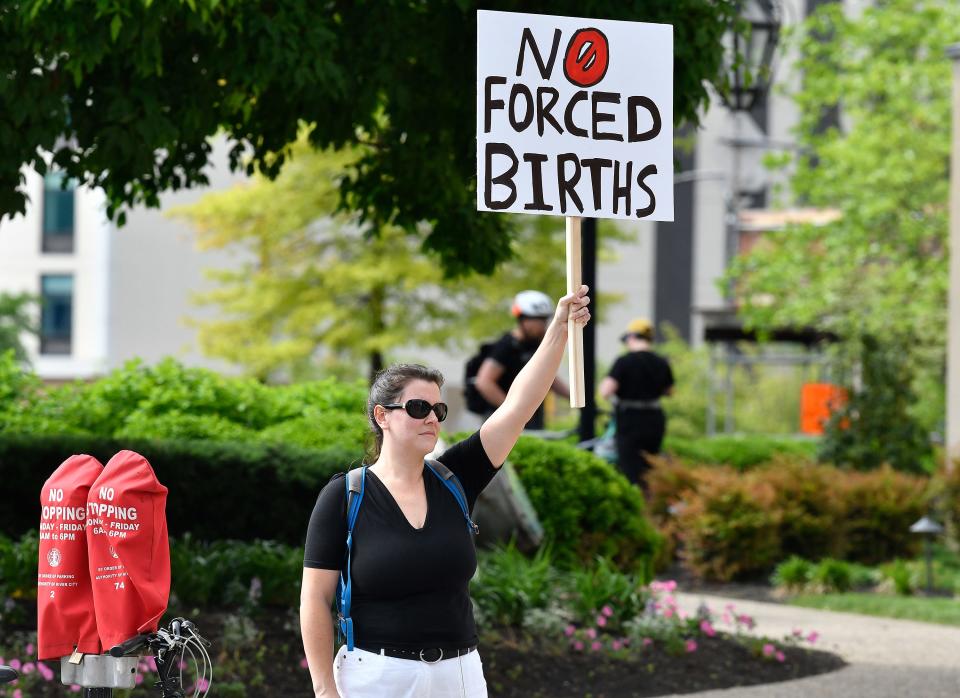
[59, 616, 213, 698]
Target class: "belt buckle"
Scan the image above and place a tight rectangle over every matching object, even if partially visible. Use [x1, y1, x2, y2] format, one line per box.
[419, 648, 443, 664]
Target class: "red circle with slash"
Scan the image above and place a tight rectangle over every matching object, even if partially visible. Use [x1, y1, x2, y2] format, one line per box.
[563, 28, 610, 88]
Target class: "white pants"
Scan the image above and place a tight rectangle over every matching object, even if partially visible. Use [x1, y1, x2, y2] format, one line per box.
[333, 645, 488, 698]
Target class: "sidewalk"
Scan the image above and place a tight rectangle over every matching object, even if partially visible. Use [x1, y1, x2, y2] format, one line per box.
[666, 592, 960, 697]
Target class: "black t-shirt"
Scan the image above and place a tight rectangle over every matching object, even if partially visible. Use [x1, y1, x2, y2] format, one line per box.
[608, 350, 674, 401]
[486, 332, 545, 428]
[303, 431, 498, 650]
[487, 332, 539, 393]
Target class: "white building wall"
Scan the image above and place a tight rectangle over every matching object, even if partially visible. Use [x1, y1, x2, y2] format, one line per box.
[0, 171, 112, 379]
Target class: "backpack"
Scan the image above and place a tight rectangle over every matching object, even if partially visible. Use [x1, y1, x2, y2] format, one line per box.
[336, 460, 478, 651]
[463, 342, 496, 415]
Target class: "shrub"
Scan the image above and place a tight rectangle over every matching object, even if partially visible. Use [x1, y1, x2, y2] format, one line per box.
[811, 559, 853, 593]
[649, 455, 931, 581]
[471, 542, 556, 628]
[0, 530, 39, 599]
[0, 357, 369, 444]
[664, 435, 818, 471]
[771, 556, 813, 592]
[834, 466, 927, 564]
[169, 536, 303, 608]
[882, 559, 914, 596]
[0, 433, 361, 542]
[762, 458, 843, 561]
[674, 468, 781, 581]
[565, 557, 649, 633]
[508, 437, 661, 572]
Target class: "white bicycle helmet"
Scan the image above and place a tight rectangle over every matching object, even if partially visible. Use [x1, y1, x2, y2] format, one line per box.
[511, 290, 553, 318]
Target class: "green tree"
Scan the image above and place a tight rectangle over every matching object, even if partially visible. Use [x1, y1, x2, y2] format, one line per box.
[0, 293, 37, 363]
[726, 0, 960, 449]
[172, 137, 632, 381]
[1, 0, 739, 276]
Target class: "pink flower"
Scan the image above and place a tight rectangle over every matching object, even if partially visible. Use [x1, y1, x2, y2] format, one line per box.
[663, 595, 676, 606]
[700, 620, 716, 637]
[564, 625, 576, 637]
[135, 674, 144, 685]
[38, 662, 55, 681]
[573, 640, 584, 651]
[602, 605, 614, 617]
[685, 639, 697, 653]
[776, 651, 786, 662]
[738, 614, 756, 630]
[0, 657, 4, 664]
[300, 657, 309, 669]
[762, 643, 776, 657]
[611, 640, 622, 651]
[792, 628, 803, 638]
[664, 580, 678, 592]
[807, 631, 819, 645]
[13, 690, 22, 698]
[585, 628, 597, 639]
[596, 615, 607, 627]
[678, 610, 688, 620]
[197, 678, 210, 691]
[722, 612, 732, 625]
[663, 607, 675, 619]
[70, 685, 82, 693]
[21, 663, 35, 675]
[9, 659, 20, 671]
[591, 641, 602, 652]
[25, 644, 34, 656]
[642, 638, 653, 647]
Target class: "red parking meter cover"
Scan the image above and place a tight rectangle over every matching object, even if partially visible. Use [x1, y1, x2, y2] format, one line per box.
[87, 450, 171, 649]
[37, 454, 104, 660]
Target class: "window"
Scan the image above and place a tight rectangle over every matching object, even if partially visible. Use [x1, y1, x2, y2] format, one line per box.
[42, 171, 75, 253]
[40, 275, 73, 355]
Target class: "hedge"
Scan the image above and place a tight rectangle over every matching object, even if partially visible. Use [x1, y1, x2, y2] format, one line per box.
[0, 433, 361, 543]
[648, 456, 930, 581]
[663, 434, 819, 471]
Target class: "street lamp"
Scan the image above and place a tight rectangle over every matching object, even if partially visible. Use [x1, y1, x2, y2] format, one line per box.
[910, 516, 944, 594]
[721, 0, 782, 114]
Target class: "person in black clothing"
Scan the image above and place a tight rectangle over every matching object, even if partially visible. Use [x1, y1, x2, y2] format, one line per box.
[300, 286, 591, 698]
[474, 290, 570, 430]
[600, 318, 674, 494]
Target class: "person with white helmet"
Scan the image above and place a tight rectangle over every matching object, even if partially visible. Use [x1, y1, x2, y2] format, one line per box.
[473, 290, 570, 430]
[599, 318, 674, 494]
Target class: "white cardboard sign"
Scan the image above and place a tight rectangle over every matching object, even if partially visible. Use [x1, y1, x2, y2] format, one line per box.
[477, 10, 674, 222]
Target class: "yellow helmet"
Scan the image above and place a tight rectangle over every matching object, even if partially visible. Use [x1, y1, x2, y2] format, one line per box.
[621, 318, 654, 342]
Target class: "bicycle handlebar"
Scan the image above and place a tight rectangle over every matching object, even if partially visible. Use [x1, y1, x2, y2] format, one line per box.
[109, 634, 151, 657]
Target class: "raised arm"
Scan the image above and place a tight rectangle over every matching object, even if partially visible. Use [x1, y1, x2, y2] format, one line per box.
[479, 285, 590, 467]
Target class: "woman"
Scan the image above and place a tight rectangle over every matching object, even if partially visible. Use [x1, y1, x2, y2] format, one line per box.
[300, 286, 590, 698]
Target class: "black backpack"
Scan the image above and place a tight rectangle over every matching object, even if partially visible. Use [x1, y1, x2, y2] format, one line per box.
[463, 341, 497, 415]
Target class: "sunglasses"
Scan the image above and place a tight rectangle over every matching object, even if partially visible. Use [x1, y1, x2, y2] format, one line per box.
[381, 399, 449, 422]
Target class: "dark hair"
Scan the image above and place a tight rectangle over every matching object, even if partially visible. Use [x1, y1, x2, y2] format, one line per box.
[366, 363, 444, 461]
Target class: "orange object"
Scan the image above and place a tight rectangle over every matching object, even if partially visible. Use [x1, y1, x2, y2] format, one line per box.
[800, 383, 848, 435]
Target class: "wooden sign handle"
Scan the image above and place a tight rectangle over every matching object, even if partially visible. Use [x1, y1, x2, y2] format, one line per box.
[566, 216, 585, 408]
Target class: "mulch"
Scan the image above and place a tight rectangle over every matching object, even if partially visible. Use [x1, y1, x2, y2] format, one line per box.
[2, 601, 845, 697]
[481, 632, 845, 698]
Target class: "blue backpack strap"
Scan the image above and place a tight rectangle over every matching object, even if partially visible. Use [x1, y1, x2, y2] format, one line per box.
[336, 467, 366, 651]
[425, 459, 479, 536]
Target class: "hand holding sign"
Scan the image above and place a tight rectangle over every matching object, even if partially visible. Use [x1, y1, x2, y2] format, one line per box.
[477, 11, 673, 409]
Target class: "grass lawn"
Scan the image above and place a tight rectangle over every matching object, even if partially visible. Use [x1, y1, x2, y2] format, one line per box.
[791, 593, 960, 626]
